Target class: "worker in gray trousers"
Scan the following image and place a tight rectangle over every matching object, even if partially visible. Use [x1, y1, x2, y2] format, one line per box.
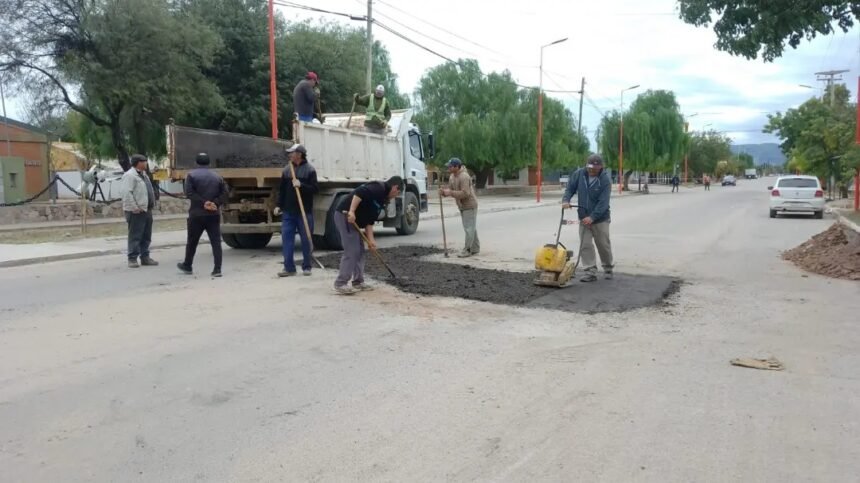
[562, 154, 614, 282]
[440, 157, 480, 257]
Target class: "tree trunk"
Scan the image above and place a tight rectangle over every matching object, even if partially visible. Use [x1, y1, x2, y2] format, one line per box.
[473, 167, 493, 189]
[623, 170, 633, 191]
[110, 116, 131, 172]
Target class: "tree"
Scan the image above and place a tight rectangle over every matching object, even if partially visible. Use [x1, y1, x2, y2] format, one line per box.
[736, 152, 755, 169]
[765, 84, 857, 185]
[1, 0, 224, 170]
[678, 1, 860, 61]
[687, 130, 733, 178]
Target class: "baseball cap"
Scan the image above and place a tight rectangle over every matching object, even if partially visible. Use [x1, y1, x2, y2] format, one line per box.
[306, 71, 318, 81]
[586, 154, 604, 168]
[447, 157, 463, 168]
[286, 144, 307, 154]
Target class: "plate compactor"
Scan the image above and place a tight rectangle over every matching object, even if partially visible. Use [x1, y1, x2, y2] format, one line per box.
[534, 206, 580, 287]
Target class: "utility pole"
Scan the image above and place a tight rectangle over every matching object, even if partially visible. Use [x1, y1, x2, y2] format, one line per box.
[577, 77, 585, 136]
[816, 69, 848, 108]
[267, 0, 278, 139]
[366, 0, 373, 94]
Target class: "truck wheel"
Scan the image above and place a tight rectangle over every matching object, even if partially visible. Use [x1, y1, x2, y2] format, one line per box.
[229, 233, 273, 249]
[769, 210, 777, 219]
[396, 191, 420, 235]
[222, 233, 243, 248]
[322, 194, 348, 251]
[814, 210, 824, 219]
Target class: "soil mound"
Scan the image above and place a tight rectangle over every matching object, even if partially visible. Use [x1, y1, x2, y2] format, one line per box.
[783, 223, 860, 281]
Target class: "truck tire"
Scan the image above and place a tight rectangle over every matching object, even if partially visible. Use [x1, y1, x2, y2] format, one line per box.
[224, 233, 273, 249]
[320, 193, 348, 251]
[222, 233, 243, 248]
[396, 191, 420, 236]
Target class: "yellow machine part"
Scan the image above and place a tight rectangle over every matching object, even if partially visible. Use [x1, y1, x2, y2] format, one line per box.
[535, 244, 568, 272]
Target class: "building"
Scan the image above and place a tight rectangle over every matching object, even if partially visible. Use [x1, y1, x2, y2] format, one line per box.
[0, 115, 52, 204]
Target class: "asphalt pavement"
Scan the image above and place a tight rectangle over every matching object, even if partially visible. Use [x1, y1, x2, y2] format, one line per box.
[1, 178, 858, 482]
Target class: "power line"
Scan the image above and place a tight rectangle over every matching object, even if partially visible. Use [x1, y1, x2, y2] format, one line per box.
[372, 19, 458, 63]
[272, 0, 364, 20]
[368, 5, 487, 61]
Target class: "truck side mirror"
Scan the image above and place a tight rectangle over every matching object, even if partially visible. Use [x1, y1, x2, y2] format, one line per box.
[427, 132, 436, 159]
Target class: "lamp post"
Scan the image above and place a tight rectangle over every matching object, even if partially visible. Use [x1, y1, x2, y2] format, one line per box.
[618, 84, 639, 194]
[536, 37, 568, 203]
[682, 113, 698, 184]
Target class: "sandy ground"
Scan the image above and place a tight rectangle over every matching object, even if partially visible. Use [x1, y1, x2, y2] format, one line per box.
[1, 178, 858, 482]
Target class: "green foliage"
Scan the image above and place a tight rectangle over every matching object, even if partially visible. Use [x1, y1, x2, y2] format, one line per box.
[765, 84, 858, 183]
[687, 130, 733, 177]
[678, 1, 860, 61]
[414, 60, 588, 187]
[736, 152, 755, 169]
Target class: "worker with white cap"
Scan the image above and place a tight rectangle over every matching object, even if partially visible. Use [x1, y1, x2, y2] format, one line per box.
[353, 84, 392, 134]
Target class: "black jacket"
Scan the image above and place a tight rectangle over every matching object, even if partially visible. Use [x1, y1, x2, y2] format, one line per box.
[336, 181, 389, 228]
[185, 167, 229, 217]
[293, 79, 316, 118]
[278, 160, 319, 215]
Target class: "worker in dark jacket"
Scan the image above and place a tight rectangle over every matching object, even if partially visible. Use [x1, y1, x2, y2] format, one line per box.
[332, 176, 403, 295]
[562, 154, 614, 282]
[276, 143, 319, 277]
[177, 153, 229, 277]
[293, 72, 318, 122]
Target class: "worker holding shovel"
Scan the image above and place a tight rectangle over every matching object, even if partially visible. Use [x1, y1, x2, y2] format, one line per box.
[332, 176, 404, 295]
[276, 144, 319, 277]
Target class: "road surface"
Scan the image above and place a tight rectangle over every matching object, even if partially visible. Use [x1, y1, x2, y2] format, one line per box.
[1, 179, 858, 482]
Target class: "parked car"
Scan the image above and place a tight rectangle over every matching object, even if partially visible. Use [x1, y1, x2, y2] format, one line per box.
[768, 175, 824, 219]
[722, 175, 737, 186]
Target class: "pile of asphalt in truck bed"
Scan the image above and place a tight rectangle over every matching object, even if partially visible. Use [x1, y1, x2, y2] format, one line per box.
[317, 245, 681, 313]
[216, 152, 290, 169]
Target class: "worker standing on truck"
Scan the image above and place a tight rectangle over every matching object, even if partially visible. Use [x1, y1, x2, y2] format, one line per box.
[313, 83, 325, 124]
[440, 158, 480, 257]
[293, 72, 319, 122]
[177, 153, 229, 278]
[562, 154, 614, 283]
[332, 176, 403, 295]
[121, 154, 158, 269]
[354, 85, 391, 134]
[276, 144, 319, 277]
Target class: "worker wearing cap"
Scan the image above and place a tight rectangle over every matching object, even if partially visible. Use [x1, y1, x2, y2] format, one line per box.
[121, 154, 158, 268]
[354, 85, 392, 134]
[177, 153, 229, 277]
[275, 144, 319, 277]
[440, 158, 480, 257]
[293, 72, 319, 123]
[562, 154, 614, 282]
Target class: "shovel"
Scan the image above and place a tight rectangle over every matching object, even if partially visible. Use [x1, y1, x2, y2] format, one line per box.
[439, 189, 449, 257]
[348, 218, 398, 279]
[289, 161, 325, 270]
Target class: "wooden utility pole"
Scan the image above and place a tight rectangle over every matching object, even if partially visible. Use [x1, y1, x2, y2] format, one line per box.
[577, 77, 585, 136]
[267, 0, 278, 139]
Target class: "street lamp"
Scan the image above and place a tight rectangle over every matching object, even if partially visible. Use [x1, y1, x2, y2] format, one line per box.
[681, 113, 698, 184]
[618, 84, 639, 194]
[536, 36, 568, 203]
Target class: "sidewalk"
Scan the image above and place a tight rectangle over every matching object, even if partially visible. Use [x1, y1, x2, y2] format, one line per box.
[0, 214, 187, 233]
[0, 190, 645, 268]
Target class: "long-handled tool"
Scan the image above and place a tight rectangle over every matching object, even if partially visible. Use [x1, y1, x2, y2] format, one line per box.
[348, 218, 397, 279]
[439, 189, 449, 257]
[289, 161, 325, 270]
[346, 98, 357, 128]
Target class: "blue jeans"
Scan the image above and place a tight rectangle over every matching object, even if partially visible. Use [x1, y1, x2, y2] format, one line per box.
[282, 213, 313, 272]
[297, 114, 313, 122]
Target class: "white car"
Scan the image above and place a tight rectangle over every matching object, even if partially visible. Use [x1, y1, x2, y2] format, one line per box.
[769, 175, 825, 219]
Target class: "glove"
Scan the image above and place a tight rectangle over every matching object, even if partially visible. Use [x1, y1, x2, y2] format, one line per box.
[273, 207, 282, 216]
[292, 179, 301, 188]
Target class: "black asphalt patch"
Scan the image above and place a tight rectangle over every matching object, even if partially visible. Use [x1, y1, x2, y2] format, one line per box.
[317, 246, 680, 313]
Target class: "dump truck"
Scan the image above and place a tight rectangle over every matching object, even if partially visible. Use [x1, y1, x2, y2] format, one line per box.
[166, 109, 432, 250]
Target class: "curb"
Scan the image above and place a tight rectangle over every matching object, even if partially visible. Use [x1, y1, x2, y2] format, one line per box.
[834, 209, 860, 234]
[0, 242, 188, 269]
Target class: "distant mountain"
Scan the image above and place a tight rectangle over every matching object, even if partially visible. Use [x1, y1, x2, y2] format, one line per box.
[731, 143, 786, 166]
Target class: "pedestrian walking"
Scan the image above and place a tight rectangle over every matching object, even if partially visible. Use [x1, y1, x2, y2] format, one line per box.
[276, 144, 319, 277]
[671, 174, 680, 193]
[332, 176, 403, 295]
[121, 154, 158, 268]
[177, 153, 229, 277]
[562, 154, 614, 282]
[293, 71, 319, 122]
[703, 174, 711, 191]
[440, 158, 479, 257]
[353, 85, 392, 134]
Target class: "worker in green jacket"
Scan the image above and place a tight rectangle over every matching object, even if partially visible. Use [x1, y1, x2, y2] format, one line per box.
[353, 84, 391, 134]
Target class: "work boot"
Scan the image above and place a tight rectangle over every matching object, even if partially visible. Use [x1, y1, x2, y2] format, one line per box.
[334, 284, 357, 295]
[277, 270, 297, 278]
[177, 262, 193, 275]
[457, 249, 471, 258]
[580, 273, 597, 283]
[302, 269, 312, 276]
[352, 282, 374, 292]
[128, 259, 140, 268]
[604, 271, 614, 280]
[211, 269, 222, 278]
[141, 257, 159, 266]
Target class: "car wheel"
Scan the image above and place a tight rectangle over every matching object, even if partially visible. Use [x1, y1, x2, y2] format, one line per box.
[769, 209, 776, 219]
[814, 210, 824, 219]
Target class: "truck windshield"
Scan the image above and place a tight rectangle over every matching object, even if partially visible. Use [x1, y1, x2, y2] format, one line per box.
[408, 132, 423, 160]
[778, 178, 818, 188]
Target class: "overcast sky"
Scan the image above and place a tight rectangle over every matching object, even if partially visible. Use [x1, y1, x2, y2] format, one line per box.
[3, 0, 859, 146]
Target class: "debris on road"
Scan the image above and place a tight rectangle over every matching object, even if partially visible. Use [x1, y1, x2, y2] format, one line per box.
[318, 246, 681, 313]
[782, 223, 860, 281]
[730, 357, 785, 371]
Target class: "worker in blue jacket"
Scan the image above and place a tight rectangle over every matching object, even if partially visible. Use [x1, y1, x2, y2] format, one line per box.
[562, 154, 615, 282]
